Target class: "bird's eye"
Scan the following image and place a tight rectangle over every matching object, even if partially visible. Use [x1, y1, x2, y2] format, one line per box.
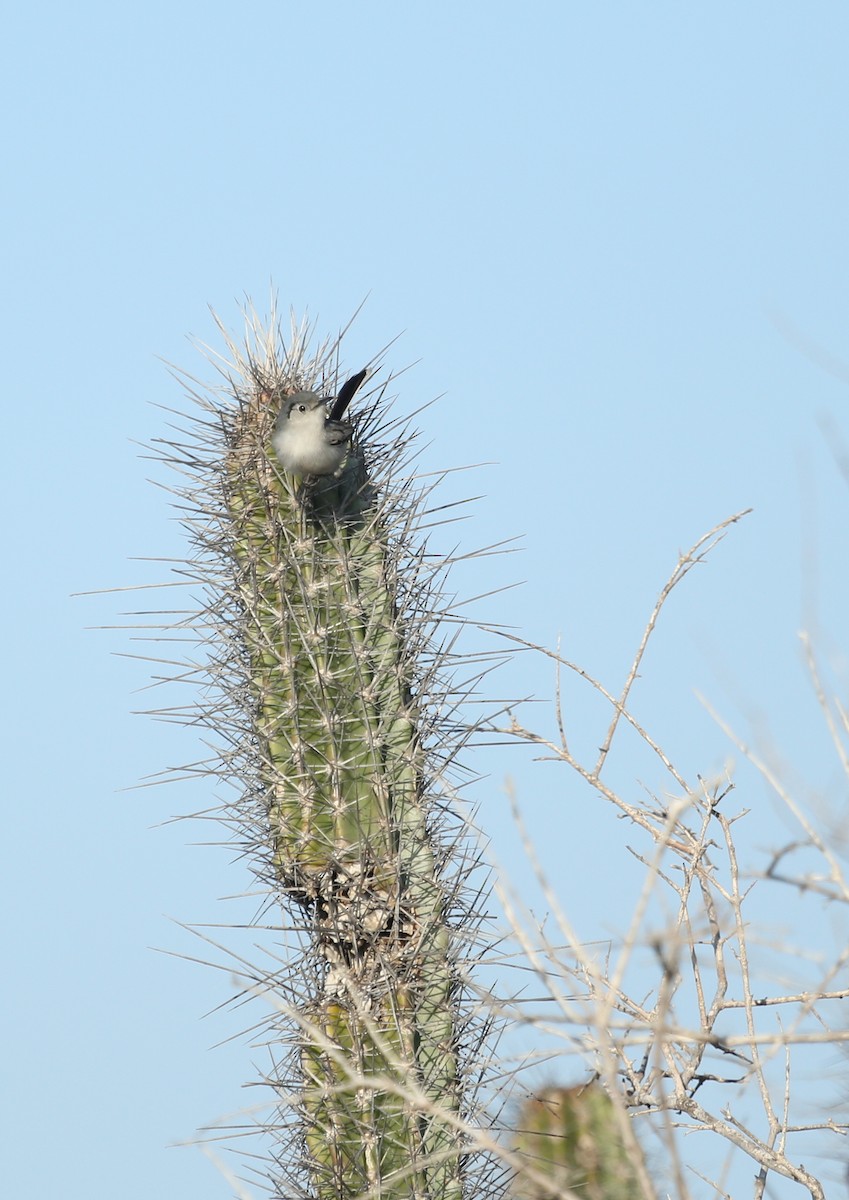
[297, 404, 307, 413]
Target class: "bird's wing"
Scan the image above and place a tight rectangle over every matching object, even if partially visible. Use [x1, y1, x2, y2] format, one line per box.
[324, 420, 352, 446]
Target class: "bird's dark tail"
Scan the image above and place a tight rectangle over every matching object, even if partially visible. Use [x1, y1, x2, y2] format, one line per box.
[329, 367, 368, 421]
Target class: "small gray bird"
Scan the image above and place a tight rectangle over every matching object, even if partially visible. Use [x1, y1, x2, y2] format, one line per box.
[271, 369, 367, 478]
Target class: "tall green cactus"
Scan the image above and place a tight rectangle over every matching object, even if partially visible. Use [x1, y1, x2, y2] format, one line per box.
[162, 306, 484, 1200]
[157, 303, 655, 1200]
[227, 386, 461, 1197]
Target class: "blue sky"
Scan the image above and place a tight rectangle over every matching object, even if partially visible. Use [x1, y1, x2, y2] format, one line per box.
[4, 3, 849, 1197]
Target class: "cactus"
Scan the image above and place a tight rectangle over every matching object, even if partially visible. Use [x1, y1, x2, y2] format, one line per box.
[151, 301, 656, 1200]
[156, 304, 493, 1200]
[512, 1083, 649, 1200]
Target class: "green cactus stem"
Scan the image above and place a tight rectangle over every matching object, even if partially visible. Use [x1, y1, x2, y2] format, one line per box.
[158, 306, 494, 1200]
[512, 1083, 650, 1200]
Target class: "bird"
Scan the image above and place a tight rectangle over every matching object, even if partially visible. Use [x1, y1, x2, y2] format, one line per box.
[271, 369, 367, 477]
